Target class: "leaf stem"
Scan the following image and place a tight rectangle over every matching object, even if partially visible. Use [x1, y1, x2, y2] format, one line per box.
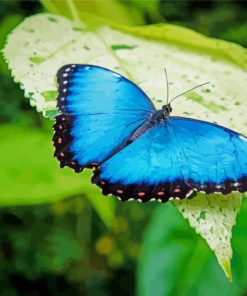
[65, 0, 80, 22]
[40, 0, 60, 14]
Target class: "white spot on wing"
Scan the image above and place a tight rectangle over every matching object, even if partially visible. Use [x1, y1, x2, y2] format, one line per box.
[239, 135, 247, 142]
[186, 190, 193, 198]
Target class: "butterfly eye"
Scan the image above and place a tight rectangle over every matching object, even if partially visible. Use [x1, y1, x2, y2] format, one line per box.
[166, 104, 172, 113]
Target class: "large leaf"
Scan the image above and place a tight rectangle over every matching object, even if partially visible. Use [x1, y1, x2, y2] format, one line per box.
[0, 124, 117, 229]
[173, 193, 242, 280]
[138, 202, 247, 296]
[3, 13, 247, 277]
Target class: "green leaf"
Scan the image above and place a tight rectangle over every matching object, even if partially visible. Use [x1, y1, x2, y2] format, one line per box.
[37, 230, 84, 273]
[117, 23, 247, 72]
[3, 13, 247, 276]
[138, 202, 247, 296]
[40, 0, 164, 26]
[0, 14, 23, 75]
[40, 0, 138, 25]
[0, 124, 116, 229]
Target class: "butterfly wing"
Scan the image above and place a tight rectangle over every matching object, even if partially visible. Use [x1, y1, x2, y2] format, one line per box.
[92, 117, 247, 202]
[53, 64, 155, 171]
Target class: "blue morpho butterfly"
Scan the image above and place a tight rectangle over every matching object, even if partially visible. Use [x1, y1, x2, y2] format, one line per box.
[53, 64, 247, 203]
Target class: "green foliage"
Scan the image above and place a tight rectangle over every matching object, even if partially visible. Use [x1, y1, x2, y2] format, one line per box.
[0, 189, 151, 295]
[40, 0, 137, 25]
[3, 12, 247, 278]
[0, 74, 29, 124]
[0, 15, 23, 75]
[0, 124, 117, 229]
[40, 0, 163, 26]
[0, 198, 89, 293]
[138, 202, 247, 296]
[0, 124, 87, 205]
[160, 1, 247, 47]
[1, 0, 247, 294]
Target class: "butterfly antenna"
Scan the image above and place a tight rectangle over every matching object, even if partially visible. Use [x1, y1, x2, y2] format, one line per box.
[169, 82, 210, 104]
[164, 68, 169, 105]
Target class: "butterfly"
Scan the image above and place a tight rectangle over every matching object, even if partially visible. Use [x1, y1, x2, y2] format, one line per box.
[53, 64, 247, 203]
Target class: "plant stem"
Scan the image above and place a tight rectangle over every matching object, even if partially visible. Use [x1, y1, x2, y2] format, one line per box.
[65, 0, 80, 22]
[40, 0, 60, 14]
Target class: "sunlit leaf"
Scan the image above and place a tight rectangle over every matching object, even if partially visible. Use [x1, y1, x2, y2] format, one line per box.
[40, 0, 138, 25]
[0, 124, 116, 229]
[40, 0, 164, 25]
[3, 13, 247, 276]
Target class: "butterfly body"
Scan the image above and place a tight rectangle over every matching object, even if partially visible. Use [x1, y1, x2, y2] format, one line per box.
[129, 107, 170, 142]
[53, 64, 247, 202]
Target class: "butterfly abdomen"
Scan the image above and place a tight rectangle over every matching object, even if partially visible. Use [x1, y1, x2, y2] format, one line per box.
[130, 120, 154, 142]
[129, 109, 169, 142]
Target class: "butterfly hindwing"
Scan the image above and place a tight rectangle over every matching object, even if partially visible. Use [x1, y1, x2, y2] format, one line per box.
[168, 117, 247, 194]
[92, 117, 247, 202]
[53, 64, 155, 171]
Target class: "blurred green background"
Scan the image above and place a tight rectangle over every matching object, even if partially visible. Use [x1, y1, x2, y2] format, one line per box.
[1, 1, 247, 295]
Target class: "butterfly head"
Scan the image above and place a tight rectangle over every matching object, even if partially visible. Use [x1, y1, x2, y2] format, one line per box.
[150, 104, 172, 124]
[162, 103, 172, 115]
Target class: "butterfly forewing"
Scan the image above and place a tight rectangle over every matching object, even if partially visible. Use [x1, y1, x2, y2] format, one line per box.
[53, 64, 155, 171]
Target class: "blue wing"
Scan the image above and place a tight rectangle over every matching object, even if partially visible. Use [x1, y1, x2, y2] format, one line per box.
[53, 64, 155, 171]
[92, 117, 247, 202]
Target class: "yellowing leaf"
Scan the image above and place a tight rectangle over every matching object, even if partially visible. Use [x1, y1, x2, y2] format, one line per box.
[3, 13, 247, 278]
